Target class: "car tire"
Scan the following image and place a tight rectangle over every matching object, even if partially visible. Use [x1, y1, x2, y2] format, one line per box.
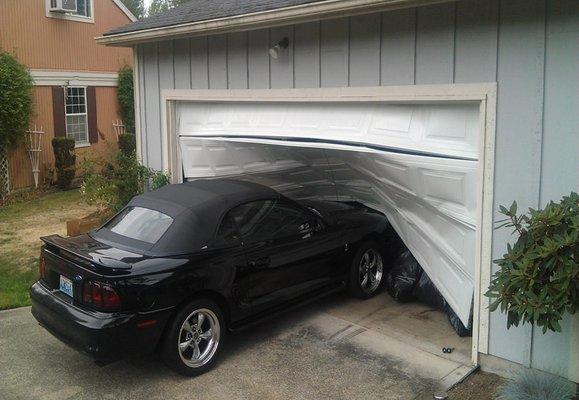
[348, 241, 385, 299]
[161, 298, 226, 376]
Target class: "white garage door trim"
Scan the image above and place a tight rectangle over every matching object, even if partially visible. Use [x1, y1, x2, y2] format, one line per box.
[155, 84, 497, 366]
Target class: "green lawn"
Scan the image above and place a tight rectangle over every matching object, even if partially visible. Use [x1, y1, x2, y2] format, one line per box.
[0, 190, 97, 310]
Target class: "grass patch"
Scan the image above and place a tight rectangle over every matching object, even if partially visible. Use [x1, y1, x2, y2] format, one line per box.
[0, 189, 97, 310]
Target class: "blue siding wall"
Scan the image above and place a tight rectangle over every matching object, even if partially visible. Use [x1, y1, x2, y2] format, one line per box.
[137, 0, 579, 381]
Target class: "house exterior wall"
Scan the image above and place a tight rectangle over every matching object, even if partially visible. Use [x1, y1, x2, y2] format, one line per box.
[0, 0, 134, 190]
[9, 86, 121, 189]
[135, 0, 579, 382]
[0, 0, 132, 71]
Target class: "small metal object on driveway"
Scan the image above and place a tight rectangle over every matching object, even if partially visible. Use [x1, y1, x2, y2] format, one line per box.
[433, 391, 448, 399]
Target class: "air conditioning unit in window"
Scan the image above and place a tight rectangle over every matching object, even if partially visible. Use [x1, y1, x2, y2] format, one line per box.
[49, 0, 77, 13]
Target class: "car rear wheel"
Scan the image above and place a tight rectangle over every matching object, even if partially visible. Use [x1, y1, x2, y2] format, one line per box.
[348, 241, 385, 299]
[162, 299, 225, 376]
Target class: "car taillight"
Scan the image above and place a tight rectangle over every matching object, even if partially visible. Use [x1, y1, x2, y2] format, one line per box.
[39, 254, 46, 279]
[82, 280, 121, 311]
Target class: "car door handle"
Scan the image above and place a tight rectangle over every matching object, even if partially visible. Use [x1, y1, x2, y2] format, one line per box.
[249, 257, 270, 268]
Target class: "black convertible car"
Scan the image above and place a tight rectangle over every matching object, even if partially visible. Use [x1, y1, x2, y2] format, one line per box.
[31, 179, 391, 375]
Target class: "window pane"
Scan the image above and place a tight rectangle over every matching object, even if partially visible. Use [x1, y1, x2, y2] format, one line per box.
[75, 0, 91, 17]
[66, 114, 88, 143]
[229, 200, 311, 243]
[65, 87, 88, 144]
[106, 207, 173, 244]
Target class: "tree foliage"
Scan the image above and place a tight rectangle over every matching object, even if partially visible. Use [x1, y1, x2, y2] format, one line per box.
[0, 52, 33, 150]
[148, 0, 190, 16]
[52, 137, 76, 189]
[486, 192, 579, 333]
[119, 0, 145, 19]
[81, 146, 170, 212]
[117, 66, 135, 134]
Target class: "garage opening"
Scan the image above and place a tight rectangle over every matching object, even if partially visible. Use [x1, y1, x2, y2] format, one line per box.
[161, 86, 495, 385]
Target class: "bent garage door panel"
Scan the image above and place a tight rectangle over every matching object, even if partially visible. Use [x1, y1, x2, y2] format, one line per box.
[177, 101, 480, 325]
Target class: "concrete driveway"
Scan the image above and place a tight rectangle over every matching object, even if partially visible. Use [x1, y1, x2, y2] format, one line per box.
[0, 293, 471, 400]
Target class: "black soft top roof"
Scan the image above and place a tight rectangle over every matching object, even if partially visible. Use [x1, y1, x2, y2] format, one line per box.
[97, 179, 280, 254]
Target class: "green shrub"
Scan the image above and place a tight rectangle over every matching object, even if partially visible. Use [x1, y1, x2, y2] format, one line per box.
[486, 192, 579, 333]
[498, 369, 576, 400]
[117, 65, 135, 134]
[149, 169, 171, 190]
[51, 137, 76, 189]
[118, 133, 136, 156]
[0, 52, 34, 150]
[81, 150, 170, 212]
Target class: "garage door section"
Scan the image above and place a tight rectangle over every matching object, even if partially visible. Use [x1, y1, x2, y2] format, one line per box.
[177, 101, 480, 325]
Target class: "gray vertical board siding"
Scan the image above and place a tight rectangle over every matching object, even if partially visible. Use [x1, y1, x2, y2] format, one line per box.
[190, 37, 208, 89]
[454, 0, 499, 83]
[158, 40, 175, 91]
[380, 8, 416, 85]
[158, 40, 175, 170]
[137, 45, 148, 164]
[531, 0, 579, 381]
[539, 0, 579, 206]
[227, 32, 248, 89]
[488, 0, 546, 367]
[247, 30, 270, 89]
[269, 26, 294, 89]
[349, 14, 381, 87]
[415, 3, 455, 84]
[320, 18, 349, 87]
[208, 35, 227, 89]
[142, 42, 161, 169]
[294, 21, 320, 88]
[173, 39, 191, 89]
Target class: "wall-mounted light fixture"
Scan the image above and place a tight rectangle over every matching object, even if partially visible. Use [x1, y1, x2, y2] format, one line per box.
[269, 37, 290, 59]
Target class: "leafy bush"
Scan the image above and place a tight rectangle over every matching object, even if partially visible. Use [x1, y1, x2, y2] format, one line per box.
[149, 169, 171, 190]
[118, 133, 136, 156]
[0, 52, 33, 150]
[51, 137, 76, 189]
[497, 369, 576, 400]
[117, 66, 135, 134]
[486, 192, 579, 333]
[81, 149, 170, 212]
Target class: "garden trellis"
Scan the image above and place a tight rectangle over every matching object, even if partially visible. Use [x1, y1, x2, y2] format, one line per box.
[26, 126, 44, 188]
[112, 120, 126, 140]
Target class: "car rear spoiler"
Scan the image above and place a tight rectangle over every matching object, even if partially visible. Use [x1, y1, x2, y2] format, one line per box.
[41, 235, 133, 271]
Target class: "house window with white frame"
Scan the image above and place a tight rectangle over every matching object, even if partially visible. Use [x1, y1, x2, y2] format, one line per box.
[75, 0, 91, 18]
[65, 87, 89, 146]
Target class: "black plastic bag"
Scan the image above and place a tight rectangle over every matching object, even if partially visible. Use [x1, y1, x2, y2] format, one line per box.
[381, 225, 407, 265]
[385, 251, 423, 302]
[412, 272, 447, 311]
[446, 306, 472, 337]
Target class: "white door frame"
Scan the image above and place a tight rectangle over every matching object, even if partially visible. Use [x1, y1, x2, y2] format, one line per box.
[157, 84, 497, 365]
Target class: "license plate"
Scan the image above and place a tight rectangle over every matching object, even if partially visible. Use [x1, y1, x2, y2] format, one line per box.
[59, 275, 73, 298]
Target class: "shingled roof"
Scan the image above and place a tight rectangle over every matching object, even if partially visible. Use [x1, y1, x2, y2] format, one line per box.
[105, 0, 328, 36]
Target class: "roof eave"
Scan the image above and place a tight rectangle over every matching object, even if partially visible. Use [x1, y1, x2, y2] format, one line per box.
[96, 0, 455, 47]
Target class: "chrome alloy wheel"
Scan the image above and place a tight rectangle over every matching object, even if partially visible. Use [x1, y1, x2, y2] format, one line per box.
[178, 308, 220, 368]
[359, 249, 383, 294]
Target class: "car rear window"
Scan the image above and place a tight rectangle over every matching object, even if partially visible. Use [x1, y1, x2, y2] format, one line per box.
[105, 206, 173, 244]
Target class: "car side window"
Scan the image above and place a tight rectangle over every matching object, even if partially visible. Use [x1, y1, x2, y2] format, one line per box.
[217, 213, 240, 244]
[227, 199, 312, 244]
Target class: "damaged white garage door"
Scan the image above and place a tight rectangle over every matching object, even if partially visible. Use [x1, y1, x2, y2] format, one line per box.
[177, 101, 480, 325]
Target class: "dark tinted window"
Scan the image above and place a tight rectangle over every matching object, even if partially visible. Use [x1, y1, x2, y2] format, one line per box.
[227, 200, 311, 243]
[217, 214, 240, 243]
[105, 207, 173, 244]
